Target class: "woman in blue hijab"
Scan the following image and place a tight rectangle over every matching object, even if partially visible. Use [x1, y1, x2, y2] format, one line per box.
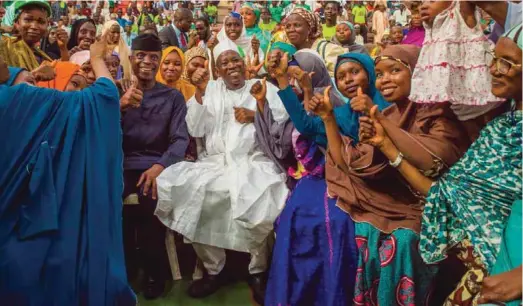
[264, 52, 389, 306]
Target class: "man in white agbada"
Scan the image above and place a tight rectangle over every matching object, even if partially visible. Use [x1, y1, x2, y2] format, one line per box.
[155, 40, 289, 302]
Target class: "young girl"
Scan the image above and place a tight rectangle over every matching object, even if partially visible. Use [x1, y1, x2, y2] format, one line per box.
[410, 1, 503, 115]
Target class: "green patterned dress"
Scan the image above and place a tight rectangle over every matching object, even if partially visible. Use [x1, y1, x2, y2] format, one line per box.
[420, 109, 522, 271]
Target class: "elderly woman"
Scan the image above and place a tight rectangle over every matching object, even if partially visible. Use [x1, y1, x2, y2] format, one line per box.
[314, 45, 469, 304]
[284, 8, 345, 77]
[331, 21, 368, 54]
[363, 25, 523, 306]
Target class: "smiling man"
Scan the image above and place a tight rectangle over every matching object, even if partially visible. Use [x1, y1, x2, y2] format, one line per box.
[155, 41, 289, 304]
[120, 33, 189, 300]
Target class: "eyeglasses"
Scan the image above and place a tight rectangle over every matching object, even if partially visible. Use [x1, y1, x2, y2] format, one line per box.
[374, 55, 411, 72]
[485, 50, 522, 75]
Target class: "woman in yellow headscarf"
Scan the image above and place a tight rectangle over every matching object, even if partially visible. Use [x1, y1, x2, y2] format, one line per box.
[156, 46, 196, 102]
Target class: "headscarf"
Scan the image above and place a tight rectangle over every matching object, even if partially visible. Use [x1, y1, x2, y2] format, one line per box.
[502, 23, 523, 49]
[333, 52, 390, 143]
[377, 44, 420, 72]
[70, 50, 91, 66]
[41, 26, 61, 60]
[183, 46, 208, 81]
[156, 46, 196, 102]
[292, 49, 344, 107]
[288, 7, 322, 41]
[101, 20, 132, 79]
[37, 61, 81, 91]
[217, 12, 263, 63]
[241, 2, 270, 53]
[331, 21, 368, 55]
[7, 67, 24, 86]
[67, 18, 96, 50]
[269, 41, 297, 57]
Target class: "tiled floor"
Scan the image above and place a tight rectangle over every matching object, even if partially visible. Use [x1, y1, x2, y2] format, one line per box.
[138, 280, 256, 306]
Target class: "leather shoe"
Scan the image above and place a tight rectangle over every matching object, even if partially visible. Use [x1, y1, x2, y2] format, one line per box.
[187, 273, 224, 298]
[142, 277, 166, 300]
[247, 272, 267, 305]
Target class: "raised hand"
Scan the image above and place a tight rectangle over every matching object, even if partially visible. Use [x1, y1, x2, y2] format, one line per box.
[350, 87, 374, 114]
[207, 35, 219, 51]
[267, 52, 289, 79]
[291, 67, 315, 110]
[250, 77, 267, 112]
[191, 60, 210, 93]
[359, 105, 387, 148]
[233, 107, 255, 124]
[310, 86, 333, 120]
[32, 61, 56, 82]
[56, 28, 69, 48]
[251, 35, 260, 58]
[188, 30, 198, 48]
[120, 75, 143, 111]
[245, 54, 263, 80]
[90, 33, 108, 60]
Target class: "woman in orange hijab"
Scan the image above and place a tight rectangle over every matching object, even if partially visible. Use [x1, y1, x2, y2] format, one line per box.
[156, 46, 196, 101]
[37, 61, 87, 91]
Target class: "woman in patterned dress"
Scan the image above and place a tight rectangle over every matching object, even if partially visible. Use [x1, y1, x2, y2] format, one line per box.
[361, 24, 523, 305]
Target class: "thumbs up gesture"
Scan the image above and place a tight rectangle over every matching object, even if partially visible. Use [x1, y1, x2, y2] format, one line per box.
[250, 77, 267, 112]
[310, 86, 333, 121]
[191, 60, 210, 92]
[120, 75, 143, 111]
[359, 105, 387, 148]
[349, 86, 374, 115]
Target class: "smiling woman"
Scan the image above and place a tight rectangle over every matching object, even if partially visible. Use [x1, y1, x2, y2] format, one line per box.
[156, 46, 196, 101]
[0, 0, 52, 71]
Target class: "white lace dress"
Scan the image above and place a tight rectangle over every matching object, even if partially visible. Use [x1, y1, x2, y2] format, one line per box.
[409, 1, 503, 107]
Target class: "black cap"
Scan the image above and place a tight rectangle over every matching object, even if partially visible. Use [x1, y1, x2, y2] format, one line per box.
[131, 33, 162, 52]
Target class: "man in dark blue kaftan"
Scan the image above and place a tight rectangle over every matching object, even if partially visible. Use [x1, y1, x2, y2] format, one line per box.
[120, 34, 189, 300]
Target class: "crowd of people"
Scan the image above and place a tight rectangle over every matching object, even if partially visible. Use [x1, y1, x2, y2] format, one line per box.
[0, 0, 521, 306]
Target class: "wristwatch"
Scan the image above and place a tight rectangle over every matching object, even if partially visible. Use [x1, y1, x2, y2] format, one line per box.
[389, 152, 404, 168]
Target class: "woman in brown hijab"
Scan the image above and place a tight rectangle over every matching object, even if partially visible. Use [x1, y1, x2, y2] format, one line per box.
[310, 44, 470, 304]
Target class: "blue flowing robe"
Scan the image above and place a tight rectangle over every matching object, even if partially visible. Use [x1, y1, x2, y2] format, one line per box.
[0, 78, 136, 306]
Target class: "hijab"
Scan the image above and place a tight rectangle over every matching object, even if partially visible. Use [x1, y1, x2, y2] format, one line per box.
[288, 7, 322, 41]
[37, 61, 81, 91]
[217, 13, 263, 62]
[328, 45, 469, 233]
[70, 50, 91, 66]
[68, 18, 96, 50]
[331, 22, 368, 55]
[41, 27, 61, 60]
[101, 20, 132, 79]
[241, 2, 270, 53]
[156, 46, 196, 102]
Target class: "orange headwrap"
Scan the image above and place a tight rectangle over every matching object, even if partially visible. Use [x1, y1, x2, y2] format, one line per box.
[37, 61, 81, 91]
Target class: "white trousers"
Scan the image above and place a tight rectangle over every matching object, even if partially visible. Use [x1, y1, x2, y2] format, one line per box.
[192, 241, 269, 275]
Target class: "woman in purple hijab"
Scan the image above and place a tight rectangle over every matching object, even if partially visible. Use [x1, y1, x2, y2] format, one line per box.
[402, 12, 425, 47]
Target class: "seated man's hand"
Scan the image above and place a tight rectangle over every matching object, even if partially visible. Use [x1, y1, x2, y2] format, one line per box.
[233, 107, 255, 124]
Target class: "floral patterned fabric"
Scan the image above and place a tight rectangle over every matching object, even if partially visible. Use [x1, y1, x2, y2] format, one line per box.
[409, 1, 503, 106]
[353, 222, 437, 305]
[420, 110, 522, 271]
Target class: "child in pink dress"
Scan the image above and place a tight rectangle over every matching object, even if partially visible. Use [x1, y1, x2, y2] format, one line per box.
[409, 1, 503, 120]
